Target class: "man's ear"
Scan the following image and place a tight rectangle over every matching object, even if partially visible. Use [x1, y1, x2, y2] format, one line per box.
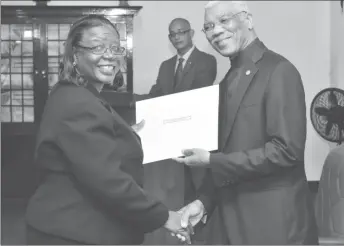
[190, 29, 195, 38]
[246, 14, 254, 30]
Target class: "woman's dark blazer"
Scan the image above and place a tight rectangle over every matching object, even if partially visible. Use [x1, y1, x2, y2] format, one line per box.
[25, 81, 169, 245]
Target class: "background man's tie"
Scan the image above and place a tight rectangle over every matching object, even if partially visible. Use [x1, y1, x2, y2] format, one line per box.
[174, 57, 185, 89]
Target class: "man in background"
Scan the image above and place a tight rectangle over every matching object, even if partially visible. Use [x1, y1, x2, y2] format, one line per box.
[174, 1, 318, 245]
[142, 18, 217, 97]
[138, 18, 217, 245]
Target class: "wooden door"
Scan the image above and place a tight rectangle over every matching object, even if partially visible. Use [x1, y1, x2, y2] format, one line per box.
[1, 5, 140, 198]
[1, 18, 45, 198]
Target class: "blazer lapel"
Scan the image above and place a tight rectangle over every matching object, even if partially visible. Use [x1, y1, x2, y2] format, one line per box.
[85, 83, 143, 145]
[166, 56, 177, 94]
[174, 48, 198, 91]
[220, 41, 266, 149]
[220, 63, 258, 149]
[218, 69, 232, 149]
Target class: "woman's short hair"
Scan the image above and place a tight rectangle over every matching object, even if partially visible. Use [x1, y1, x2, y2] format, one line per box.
[59, 15, 119, 86]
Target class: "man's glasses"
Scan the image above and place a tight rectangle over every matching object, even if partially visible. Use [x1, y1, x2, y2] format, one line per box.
[202, 11, 246, 34]
[76, 44, 126, 55]
[168, 29, 190, 39]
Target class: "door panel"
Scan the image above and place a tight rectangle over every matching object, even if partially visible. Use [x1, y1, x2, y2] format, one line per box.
[1, 5, 139, 200]
[1, 24, 37, 125]
[45, 23, 72, 92]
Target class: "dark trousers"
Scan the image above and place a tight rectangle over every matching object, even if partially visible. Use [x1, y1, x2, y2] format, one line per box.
[26, 225, 87, 245]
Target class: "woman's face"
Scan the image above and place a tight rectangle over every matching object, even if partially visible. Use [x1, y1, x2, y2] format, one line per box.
[75, 25, 121, 85]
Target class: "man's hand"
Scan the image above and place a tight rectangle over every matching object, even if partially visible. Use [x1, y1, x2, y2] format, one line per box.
[131, 119, 145, 133]
[164, 211, 193, 244]
[173, 148, 210, 167]
[179, 200, 206, 228]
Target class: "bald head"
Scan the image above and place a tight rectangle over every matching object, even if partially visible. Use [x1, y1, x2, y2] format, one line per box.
[169, 18, 191, 32]
[168, 18, 194, 55]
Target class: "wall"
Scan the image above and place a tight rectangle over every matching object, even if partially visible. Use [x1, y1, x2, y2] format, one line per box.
[1, 1, 338, 181]
[131, 1, 333, 181]
[330, 1, 344, 89]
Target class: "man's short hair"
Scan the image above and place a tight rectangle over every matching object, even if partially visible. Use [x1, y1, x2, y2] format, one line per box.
[205, 1, 251, 14]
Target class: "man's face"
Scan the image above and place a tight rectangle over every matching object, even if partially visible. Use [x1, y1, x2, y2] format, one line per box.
[168, 21, 193, 53]
[204, 2, 249, 57]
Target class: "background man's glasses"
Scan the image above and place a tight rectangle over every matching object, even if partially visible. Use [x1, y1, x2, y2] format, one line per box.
[76, 44, 126, 55]
[168, 29, 190, 39]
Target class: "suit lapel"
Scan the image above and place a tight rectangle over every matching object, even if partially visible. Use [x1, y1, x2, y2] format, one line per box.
[220, 63, 258, 149]
[166, 56, 177, 94]
[218, 69, 232, 149]
[174, 48, 198, 91]
[85, 82, 142, 145]
[220, 40, 266, 149]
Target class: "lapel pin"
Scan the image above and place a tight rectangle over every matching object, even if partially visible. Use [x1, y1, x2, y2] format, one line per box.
[246, 70, 251, 75]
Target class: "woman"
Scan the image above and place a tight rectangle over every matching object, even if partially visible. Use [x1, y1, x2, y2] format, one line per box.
[25, 15, 189, 245]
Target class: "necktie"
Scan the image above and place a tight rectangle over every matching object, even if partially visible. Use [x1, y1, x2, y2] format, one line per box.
[174, 57, 184, 89]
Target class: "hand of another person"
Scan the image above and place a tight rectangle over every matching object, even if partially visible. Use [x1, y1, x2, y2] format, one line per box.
[164, 211, 193, 244]
[173, 148, 210, 167]
[179, 200, 206, 228]
[131, 119, 145, 133]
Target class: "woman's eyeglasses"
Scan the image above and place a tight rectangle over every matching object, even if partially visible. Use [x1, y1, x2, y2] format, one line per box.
[76, 44, 125, 55]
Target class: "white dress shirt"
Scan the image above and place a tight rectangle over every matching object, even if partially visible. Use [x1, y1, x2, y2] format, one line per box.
[175, 45, 195, 72]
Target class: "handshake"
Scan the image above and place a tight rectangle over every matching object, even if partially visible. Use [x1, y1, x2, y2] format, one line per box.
[163, 200, 206, 244]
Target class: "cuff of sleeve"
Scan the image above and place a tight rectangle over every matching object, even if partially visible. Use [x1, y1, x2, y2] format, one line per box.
[143, 206, 169, 233]
[198, 195, 210, 215]
[201, 214, 207, 224]
[209, 152, 225, 167]
[209, 153, 238, 184]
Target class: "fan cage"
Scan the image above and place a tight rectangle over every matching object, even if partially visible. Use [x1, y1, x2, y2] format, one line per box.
[310, 87, 344, 144]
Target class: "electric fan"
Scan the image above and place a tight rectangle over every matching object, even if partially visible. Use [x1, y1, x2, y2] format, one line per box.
[310, 87, 344, 145]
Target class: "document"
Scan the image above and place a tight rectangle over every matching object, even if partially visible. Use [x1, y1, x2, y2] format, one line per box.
[136, 84, 219, 164]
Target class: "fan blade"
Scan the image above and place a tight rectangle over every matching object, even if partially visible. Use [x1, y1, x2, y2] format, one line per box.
[315, 107, 329, 116]
[329, 90, 338, 106]
[325, 122, 334, 135]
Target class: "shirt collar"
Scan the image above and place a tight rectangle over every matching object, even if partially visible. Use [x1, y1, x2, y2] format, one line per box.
[177, 45, 195, 62]
[230, 38, 261, 68]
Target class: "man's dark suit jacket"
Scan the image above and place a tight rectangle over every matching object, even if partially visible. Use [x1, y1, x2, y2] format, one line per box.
[25, 81, 169, 245]
[139, 47, 217, 245]
[147, 47, 217, 97]
[199, 39, 317, 245]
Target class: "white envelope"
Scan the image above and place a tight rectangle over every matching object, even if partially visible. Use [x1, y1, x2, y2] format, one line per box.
[135, 84, 219, 164]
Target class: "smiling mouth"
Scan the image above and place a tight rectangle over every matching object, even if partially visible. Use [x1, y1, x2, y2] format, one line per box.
[217, 37, 230, 43]
[215, 37, 231, 46]
[98, 65, 116, 74]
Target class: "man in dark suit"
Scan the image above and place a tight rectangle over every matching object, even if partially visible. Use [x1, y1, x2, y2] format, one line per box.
[174, 1, 318, 245]
[144, 18, 217, 97]
[137, 18, 217, 245]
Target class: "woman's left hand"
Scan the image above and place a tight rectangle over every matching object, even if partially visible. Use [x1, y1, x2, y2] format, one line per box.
[131, 119, 145, 133]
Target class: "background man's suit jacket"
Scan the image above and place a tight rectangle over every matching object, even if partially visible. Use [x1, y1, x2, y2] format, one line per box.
[25, 81, 169, 245]
[148, 47, 217, 97]
[140, 47, 217, 245]
[199, 39, 317, 245]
